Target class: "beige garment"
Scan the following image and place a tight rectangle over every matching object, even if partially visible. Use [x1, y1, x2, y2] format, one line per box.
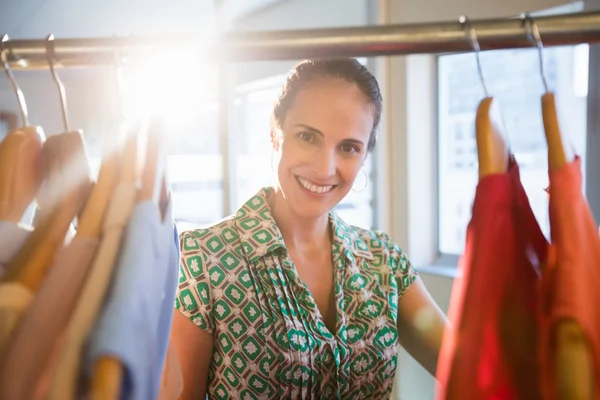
[0, 283, 33, 352]
[47, 183, 138, 400]
[158, 341, 183, 400]
[0, 221, 32, 277]
[0, 237, 99, 400]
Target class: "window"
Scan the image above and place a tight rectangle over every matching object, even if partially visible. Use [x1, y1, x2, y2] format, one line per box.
[437, 44, 589, 255]
[233, 73, 376, 229]
[166, 101, 223, 232]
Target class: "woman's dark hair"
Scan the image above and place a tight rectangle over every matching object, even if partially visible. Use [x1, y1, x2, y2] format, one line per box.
[271, 58, 382, 152]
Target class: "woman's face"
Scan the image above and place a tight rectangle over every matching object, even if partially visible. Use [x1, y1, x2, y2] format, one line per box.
[272, 79, 374, 219]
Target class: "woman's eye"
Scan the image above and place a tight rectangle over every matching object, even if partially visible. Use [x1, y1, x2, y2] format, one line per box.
[340, 144, 360, 154]
[299, 132, 315, 142]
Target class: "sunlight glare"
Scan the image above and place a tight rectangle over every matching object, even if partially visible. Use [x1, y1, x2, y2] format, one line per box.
[121, 50, 218, 124]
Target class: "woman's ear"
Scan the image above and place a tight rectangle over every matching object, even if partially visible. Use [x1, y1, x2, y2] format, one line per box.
[270, 129, 280, 151]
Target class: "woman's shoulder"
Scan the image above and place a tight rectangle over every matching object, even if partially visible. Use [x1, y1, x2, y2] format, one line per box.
[341, 223, 417, 289]
[331, 213, 406, 257]
[178, 216, 238, 254]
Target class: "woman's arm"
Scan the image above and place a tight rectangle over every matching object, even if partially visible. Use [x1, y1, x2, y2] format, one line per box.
[170, 310, 213, 400]
[397, 277, 449, 377]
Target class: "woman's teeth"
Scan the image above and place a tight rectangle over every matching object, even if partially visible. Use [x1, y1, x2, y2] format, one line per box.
[297, 177, 334, 194]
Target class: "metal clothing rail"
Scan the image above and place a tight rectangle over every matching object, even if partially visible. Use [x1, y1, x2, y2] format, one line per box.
[2, 10, 600, 70]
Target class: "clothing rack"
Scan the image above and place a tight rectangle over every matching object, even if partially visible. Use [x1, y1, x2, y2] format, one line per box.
[2, 10, 600, 70]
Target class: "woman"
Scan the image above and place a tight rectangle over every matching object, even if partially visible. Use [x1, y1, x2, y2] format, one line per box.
[171, 58, 448, 399]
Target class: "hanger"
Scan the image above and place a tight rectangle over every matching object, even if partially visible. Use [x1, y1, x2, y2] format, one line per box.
[89, 117, 170, 400]
[522, 14, 591, 400]
[1, 35, 93, 292]
[0, 34, 46, 223]
[521, 14, 575, 170]
[139, 117, 169, 215]
[76, 49, 128, 239]
[459, 16, 508, 179]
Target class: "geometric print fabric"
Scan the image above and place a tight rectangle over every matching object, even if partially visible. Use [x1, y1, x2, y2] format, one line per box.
[176, 187, 418, 399]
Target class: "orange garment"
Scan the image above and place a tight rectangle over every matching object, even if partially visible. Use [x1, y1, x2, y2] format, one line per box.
[436, 158, 547, 400]
[541, 156, 600, 399]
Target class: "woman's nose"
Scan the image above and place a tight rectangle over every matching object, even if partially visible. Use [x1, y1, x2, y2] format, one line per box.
[312, 148, 337, 179]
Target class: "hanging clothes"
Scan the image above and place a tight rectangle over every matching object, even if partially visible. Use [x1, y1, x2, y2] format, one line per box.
[540, 156, 600, 399]
[0, 221, 31, 275]
[85, 197, 180, 400]
[0, 223, 34, 352]
[0, 282, 33, 352]
[46, 182, 138, 400]
[0, 235, 99, 400]
[436, 158, 547, 400]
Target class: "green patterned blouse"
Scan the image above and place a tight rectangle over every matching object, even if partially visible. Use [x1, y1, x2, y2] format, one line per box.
[176, 187, 418, 399]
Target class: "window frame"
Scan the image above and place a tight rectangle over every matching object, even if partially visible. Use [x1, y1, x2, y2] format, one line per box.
[433, 1, 598, 264]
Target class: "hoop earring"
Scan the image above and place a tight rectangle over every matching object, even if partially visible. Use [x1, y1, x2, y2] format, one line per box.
[352, 169, 368, 193]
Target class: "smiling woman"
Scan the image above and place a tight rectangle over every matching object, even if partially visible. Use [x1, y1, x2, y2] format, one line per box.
[170, 58, 448, 400]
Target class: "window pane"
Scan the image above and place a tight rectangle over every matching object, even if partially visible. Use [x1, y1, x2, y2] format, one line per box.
[233, 72, 375, 229]
[167, 102, 223, 231]
[437, 45, 589, 255]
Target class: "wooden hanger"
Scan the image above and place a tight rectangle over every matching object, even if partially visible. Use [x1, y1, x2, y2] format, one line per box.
[475, 97, 508, 177]
[0, 35, 46, 223]
[89, 118, 169, 400]
[458, 16, 509, 178]
[523, 15, 591, 400]
[138, 117, 169, 214]
[76, 120, 127, 238]
[1, 36, 93, 292]
[2, 131, 93, 290]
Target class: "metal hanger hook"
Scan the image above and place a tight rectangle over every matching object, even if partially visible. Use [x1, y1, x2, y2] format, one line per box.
[1, 34, 29, 126]
[46, 34, 70, 131]
[459, 15, 489, 97]
[521, 13, 549, 93]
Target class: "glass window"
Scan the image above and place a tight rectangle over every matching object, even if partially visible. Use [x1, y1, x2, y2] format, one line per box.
[233, 73, 375, 229]
[437, 44, 589, 255]
[166, 101, 223, 231]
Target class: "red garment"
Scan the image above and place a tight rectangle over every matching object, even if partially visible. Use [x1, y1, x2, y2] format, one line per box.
[436, 159, 548, 400]
[540, 157, 600, 399]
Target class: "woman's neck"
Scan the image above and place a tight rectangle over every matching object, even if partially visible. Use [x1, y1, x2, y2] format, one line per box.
[268, 188, 330, 252]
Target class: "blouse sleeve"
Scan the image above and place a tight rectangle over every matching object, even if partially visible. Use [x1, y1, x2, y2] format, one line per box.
[391, 243, 418, 298]
[377, 231, 419, 298]
[175, 230, 215, 335]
